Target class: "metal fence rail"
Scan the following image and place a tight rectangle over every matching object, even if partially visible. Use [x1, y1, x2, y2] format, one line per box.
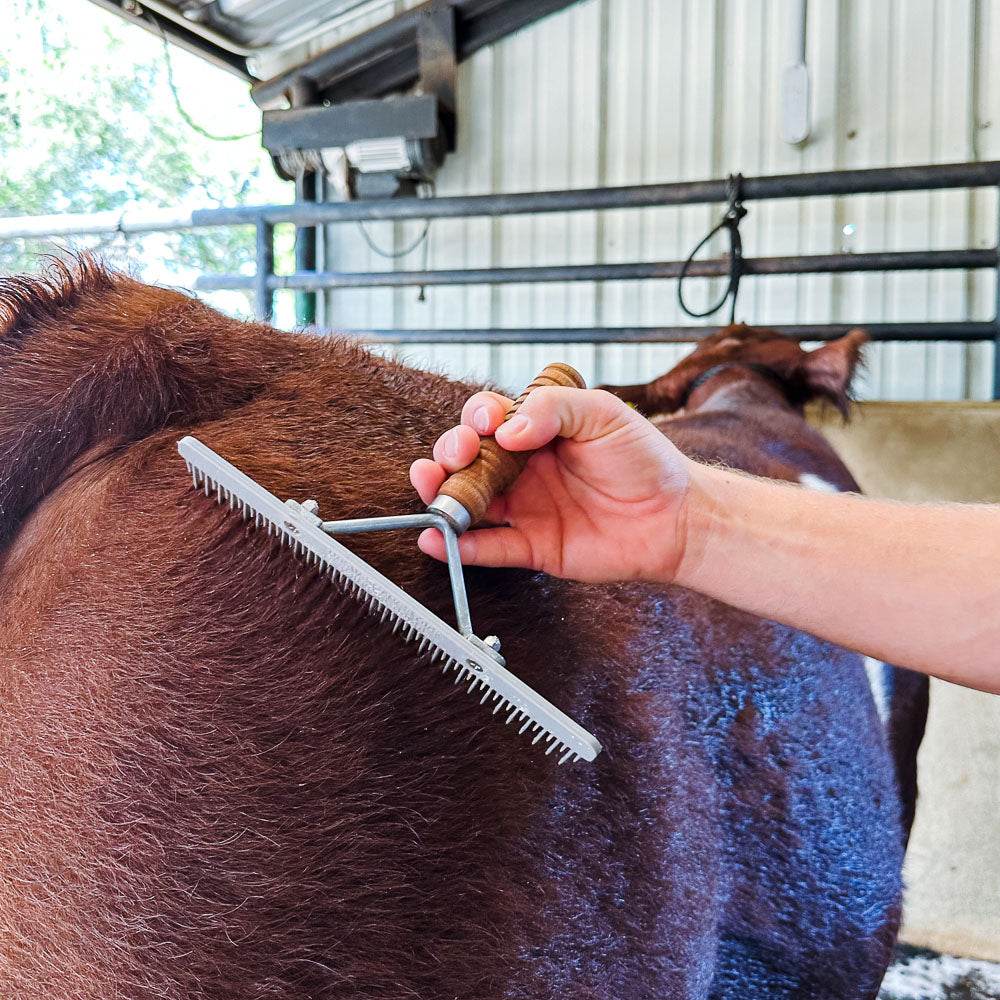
[195, 249, 998, 292]
[1, 160, 999, 393]
[304, 323, 1000, 345]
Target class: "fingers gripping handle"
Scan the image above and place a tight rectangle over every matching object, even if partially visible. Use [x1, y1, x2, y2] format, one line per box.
[429, 363, 587, 533]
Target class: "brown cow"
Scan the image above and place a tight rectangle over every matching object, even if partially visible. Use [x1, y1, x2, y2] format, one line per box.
[0, 260, 915, 999]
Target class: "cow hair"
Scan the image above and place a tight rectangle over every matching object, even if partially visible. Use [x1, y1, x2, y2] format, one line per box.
[0, 259, 918, 1000]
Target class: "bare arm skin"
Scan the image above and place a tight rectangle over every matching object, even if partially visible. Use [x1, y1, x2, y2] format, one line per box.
[410, 386, 1000, 693]
[679, 463, 1000, 691]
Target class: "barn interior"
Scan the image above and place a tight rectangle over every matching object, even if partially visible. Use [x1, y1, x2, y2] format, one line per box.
[4, 1, 1000, 996]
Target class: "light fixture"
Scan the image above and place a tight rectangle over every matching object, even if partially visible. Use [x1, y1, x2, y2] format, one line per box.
[261, 4, 456, 199]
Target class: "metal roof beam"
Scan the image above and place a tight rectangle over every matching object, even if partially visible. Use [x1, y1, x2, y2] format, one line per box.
[86, 0, 253, 79]
[250, 0, 581, 109]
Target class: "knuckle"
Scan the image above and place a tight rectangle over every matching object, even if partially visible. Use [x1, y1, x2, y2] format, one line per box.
[520, 384, 562, 415]
[592, 387, 628, 414]
[592, 388, 635, 426]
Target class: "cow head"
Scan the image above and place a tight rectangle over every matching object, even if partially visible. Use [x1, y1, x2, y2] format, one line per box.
[599, 324, 868, 418]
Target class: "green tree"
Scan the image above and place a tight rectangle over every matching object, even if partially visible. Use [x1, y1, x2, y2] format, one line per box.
[0, 0, 285, 314]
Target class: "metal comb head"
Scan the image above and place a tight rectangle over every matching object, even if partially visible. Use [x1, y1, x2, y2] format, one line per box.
[178, 435, 602, 764]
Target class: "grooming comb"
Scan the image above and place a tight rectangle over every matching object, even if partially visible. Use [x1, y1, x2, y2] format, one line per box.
[178, 363, 601, 763]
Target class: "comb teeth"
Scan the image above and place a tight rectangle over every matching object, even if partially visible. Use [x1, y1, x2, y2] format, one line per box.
[179, 438, 599, 765]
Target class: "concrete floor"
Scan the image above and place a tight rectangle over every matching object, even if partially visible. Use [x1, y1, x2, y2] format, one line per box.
[879, 946, 1000, 1000]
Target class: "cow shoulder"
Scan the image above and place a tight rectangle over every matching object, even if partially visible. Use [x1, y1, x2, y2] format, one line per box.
[0, 258, 284, 546]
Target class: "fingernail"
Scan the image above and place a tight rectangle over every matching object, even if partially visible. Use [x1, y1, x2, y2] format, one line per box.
[472, 405, 491, 433]
[442, 428, 459, 459]
[503, 414, 529, 435]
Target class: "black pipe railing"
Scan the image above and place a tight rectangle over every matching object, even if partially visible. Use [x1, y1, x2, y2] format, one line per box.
[196, 248, 998, 292]
[186, 159, 1000, 398]
[191, 160, 1000, 226]
[1, 160, 998, 394]
[311, 322, 1000, 345]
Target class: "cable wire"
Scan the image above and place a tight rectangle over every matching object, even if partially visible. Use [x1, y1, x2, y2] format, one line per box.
[356, 219, 431, 259]
[150, 13, 259, 142]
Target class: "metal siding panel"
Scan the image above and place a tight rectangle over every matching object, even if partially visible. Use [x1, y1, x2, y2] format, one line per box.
[732, 0, 769, 326]
[926, 0, 977, 399]
[795, 0, 840, 328]
[883, 0, 936, 400]
[554, 0, 606, 389]
[398, 38, 497, 379]
[634, 0, 722, 383]
[629, 0, 686, 383]
[968, 0, 1000, 399]
[835, 0, 891, 399]
[492, 21, 542, 391]
[528, 4, 597, 389]
[599, 0, 649, 339]
[316, 0, 994, 399]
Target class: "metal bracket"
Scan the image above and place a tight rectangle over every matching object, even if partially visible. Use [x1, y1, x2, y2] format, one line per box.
[261, 2, 459, 185]
[317, 509, 500, 659]
[417, 2, 457, 152]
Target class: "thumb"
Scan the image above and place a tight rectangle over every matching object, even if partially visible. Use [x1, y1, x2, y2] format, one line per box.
[494, 387, 639, 452]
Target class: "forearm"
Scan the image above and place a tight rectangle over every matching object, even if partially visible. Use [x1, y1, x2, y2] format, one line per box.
[674, 461, 1000, 692]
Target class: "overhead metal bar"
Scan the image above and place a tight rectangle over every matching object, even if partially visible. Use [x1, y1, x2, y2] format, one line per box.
[86, 0, 253, 79]
[251, 0, 582, 109]
[201, 160, 1000, 224]
[307, 323, 1000, 345]
[195, 248, 998, 292]
[1, 161, 998, 238]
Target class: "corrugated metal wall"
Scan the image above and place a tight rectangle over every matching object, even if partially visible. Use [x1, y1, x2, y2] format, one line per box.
[282, 0, 1000, 399]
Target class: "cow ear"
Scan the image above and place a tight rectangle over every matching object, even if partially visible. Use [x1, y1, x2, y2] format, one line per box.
[596, 382, 654, 414]
[800, 329, 867, 417]
[597, 375, 688, 416]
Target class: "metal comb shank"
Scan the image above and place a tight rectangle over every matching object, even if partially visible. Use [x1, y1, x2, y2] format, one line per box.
[178, 436, 602, 764]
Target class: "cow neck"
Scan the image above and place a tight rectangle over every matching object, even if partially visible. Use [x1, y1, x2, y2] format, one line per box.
[681, 361, 787, 409]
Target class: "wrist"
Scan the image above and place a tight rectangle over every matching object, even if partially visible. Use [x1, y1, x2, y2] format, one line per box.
[632, 456, 716, 586]
[671, 461, 729, 590]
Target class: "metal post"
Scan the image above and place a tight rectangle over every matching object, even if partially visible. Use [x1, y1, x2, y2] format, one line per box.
[255, 221, 275, 322]
[417, 1, 458, 149]
[994, 184, 1000, 400]
[294, 172, 317, 327]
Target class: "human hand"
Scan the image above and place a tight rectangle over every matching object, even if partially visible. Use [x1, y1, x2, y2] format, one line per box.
[409, 386, 694, 584]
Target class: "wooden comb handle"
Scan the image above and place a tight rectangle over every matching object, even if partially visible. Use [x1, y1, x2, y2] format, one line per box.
[430, 362, 587, 532]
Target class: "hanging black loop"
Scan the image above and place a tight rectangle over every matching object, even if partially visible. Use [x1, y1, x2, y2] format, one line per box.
[677, 172, 747, 325]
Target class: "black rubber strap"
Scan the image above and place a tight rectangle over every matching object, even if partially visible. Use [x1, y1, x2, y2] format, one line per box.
[677, 173, 747, 325]
[680, 361, 785, 408]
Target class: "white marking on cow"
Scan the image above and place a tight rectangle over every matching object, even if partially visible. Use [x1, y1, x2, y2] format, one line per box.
[695, 383, 744, 412]
[799, 472, 839, 493]
[864, 656, 891, 726]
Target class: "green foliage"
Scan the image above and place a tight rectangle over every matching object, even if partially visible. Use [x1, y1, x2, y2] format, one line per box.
[0, 0, 283, 299]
